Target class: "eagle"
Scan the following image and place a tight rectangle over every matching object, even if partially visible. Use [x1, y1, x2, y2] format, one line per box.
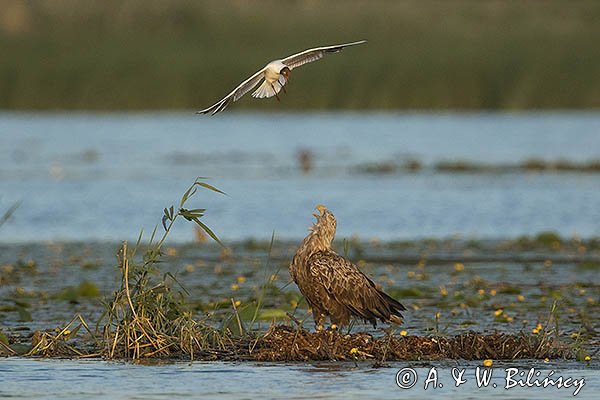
[290, 205, 406, 330]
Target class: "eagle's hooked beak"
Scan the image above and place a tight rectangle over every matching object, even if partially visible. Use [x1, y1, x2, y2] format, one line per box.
[314, 204, 327, 218]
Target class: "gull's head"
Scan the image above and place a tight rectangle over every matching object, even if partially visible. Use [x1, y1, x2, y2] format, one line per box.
[280, 66, 290, 81]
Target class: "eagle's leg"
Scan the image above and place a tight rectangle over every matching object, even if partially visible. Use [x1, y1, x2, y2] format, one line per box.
[312, 308, 326, 331]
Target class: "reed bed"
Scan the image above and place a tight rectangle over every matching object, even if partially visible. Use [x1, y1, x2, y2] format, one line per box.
[2, 0, 600, 110]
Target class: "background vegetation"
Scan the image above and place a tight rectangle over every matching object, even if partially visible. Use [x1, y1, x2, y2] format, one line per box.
[1, 0, 600, 110]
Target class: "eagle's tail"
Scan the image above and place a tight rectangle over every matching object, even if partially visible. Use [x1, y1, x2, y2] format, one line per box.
[380, 290, 406, 325]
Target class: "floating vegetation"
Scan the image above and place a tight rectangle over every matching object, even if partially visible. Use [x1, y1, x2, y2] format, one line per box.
[27, 314, 98, 358]
[53, 281, 100, 302]
[251, 325, 570, 362]
[0, 177, 598, 363]
[577, 261, 600, 270]
[354, 158, 600, 175]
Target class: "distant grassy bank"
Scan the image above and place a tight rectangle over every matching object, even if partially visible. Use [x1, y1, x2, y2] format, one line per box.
[1, 0, 600, 110]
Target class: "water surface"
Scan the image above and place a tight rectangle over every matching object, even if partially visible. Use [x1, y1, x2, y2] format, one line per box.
[1, 359, 597, 399]
[2, 112, 599, 243]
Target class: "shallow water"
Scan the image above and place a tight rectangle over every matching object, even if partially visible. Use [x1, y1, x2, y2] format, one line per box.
[1, 358, 598, 399]
[1, 111, 600, 243]
[2, 112, 600, 398]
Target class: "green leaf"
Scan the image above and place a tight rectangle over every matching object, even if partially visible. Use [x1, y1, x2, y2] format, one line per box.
[17, 307, 32, 322]
[195, 181, 227, 196]
[0, 331, 8, 345]
[179, 186, 198, 208]
[149, 224, 159, 245]
[64, 324, 82, 340]
[193, 218, 223, 246]
[165, 272, 190, 296]
[187, 208, 206, 214]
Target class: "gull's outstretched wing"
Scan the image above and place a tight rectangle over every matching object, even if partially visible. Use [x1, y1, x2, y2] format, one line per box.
[281, 40, 367, 70]
[196, 68, 266, 115]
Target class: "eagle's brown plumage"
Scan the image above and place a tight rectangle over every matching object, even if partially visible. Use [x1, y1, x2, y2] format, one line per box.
[290, 205, 406, 330]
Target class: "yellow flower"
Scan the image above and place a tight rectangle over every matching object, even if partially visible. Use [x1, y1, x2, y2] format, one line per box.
[400, 330, 408, 337]
[494, 309, 503, 317]
[579, 289, 586, 295]
[506, 316, 514, 322]
[63, 329, 71, 336]
[290, 300, 299, 308]
[517, 294, 525, 302]
[544, 358, 549, 363]
[349, 348, 358, 355]
[236, 276, 246, 284]
[234, 300, 241, 307]
[435, 312, 441, 319]
[477, 289, 485, 296]
[536, 323, 543, 331]
[440, 286, 448, 297]
[1, 264, 14, 274]
[483, 359, 493, 367]
[587, 297, 595, 305]
[230, 283, 240, 291]
[584, 355, 591, 362]
[490, 289, 497, 296]
[454, 262, 465, 272]
[166, 247, 177, 256]
[407, 271, 416, 279]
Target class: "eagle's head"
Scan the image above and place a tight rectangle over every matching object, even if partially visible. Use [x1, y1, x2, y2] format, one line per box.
[311, 204, 337, 247]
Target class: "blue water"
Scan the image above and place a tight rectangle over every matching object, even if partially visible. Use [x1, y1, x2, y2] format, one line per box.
[0, 359, 597, 399]
[1, 111, 600, 243]
[2, 112, 600, 399]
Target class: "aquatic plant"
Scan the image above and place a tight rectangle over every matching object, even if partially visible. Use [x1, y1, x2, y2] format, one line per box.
[100, 177, 228, 360]
[0, 201, 20, 229]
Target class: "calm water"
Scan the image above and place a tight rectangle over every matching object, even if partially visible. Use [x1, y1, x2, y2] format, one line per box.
[2, 112, 600, 399]
[0, 359, 598, 399]
[2, 112, 600, 243]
